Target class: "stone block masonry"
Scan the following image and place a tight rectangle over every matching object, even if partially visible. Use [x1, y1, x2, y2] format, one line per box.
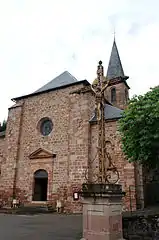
[0, 82, 136, 212]
[82, 188, 124, 240]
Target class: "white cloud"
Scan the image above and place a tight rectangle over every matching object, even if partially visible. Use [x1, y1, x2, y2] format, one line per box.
[0, 0, 159, 121]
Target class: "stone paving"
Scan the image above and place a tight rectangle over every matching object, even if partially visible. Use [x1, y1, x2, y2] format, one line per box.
[0, 214, 82, 240]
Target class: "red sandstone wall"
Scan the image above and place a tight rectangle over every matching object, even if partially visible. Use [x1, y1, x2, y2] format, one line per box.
[105, 82, 129, 110]
[0, 83, 95, 211]
[65, 91, 95, 212]
[0, 83, 135, 212]
[90, 120, 136, 211]
[0, 103, 24, 202]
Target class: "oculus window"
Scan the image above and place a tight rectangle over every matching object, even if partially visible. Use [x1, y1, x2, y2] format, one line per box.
[39, 118, 53, 136]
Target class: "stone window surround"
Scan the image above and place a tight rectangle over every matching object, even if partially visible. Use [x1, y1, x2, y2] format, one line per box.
[37, 117, 53, 136]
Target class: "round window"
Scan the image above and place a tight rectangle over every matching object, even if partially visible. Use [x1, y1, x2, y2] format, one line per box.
[40, 118, 53, 136]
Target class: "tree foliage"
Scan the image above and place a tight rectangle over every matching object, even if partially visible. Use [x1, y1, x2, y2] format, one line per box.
[0, 120, 7, 132]
[118, 86, 159, 168]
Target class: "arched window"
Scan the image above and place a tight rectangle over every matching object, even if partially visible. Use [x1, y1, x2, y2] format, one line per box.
[111, 88, 116, 103]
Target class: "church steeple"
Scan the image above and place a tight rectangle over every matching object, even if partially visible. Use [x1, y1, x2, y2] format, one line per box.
[104, 38, 130, 110]
[106, 39, 128, 81]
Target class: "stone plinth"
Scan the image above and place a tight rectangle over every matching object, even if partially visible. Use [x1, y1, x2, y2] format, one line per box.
[81, 183, 125, 240]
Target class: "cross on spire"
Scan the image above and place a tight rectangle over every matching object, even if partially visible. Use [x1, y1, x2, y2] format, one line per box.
[113, 26, 116, 41]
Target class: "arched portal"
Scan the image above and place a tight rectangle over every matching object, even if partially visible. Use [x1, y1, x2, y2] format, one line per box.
[32, 169, 48, 201]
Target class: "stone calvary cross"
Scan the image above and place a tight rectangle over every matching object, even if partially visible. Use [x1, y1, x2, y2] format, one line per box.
[81, 61, 125, 240]
[91, 61, 119, 184]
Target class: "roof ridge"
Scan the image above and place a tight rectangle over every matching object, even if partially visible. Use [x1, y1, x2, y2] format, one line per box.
[67, 71, 78, 81]
[34, 71, 78, 94]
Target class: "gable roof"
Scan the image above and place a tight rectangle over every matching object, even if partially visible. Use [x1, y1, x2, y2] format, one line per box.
[12, 71, 89, 101]
[34, 71, 78, 94]
[89, 104, 123, 122]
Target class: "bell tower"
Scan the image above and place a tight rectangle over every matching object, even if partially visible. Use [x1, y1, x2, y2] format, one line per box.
[105, 38, 130, 109]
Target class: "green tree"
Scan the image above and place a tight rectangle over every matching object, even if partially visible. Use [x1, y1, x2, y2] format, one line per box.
[0, 120, 7, 132]
[118, 86, 159, 168]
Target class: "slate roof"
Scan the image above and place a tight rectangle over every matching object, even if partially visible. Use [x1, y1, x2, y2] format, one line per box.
[12, 71, 89, 101]
[34, 71, 78, 94]
[106, 39, 126, 80]
[89, 104, 123, 122]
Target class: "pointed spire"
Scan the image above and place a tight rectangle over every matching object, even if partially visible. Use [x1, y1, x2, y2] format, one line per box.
[106, 39, 126, 80]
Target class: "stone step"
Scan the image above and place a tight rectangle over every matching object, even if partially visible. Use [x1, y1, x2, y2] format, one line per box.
[25, 201, 48, 207]
[0, 204, 56, 215]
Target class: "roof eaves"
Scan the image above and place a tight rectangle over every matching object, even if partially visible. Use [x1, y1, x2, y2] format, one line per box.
[89, 115, 122, 124]
[12, 79, 90, 101]
[108, 76, 130, 89]
[9, 102, 23, 110]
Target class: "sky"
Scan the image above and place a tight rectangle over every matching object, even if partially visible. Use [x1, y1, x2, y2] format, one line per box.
[0, 0, 159, 121]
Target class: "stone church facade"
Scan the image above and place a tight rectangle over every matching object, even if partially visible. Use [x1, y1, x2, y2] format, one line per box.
[0, 40, 137, 212]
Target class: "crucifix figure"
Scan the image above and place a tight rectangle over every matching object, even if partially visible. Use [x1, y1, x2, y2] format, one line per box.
[91, 61, 119, 184]
[91, 61, 109, 121]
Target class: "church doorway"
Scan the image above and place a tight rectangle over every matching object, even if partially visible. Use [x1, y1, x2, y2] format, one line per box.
[32, 169, 48, 201]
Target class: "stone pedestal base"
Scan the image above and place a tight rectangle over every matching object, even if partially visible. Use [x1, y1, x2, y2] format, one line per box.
[81, 184, 125, 240]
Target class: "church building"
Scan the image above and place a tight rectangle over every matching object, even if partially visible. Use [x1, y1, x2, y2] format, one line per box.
[0, 39, 137, 212]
